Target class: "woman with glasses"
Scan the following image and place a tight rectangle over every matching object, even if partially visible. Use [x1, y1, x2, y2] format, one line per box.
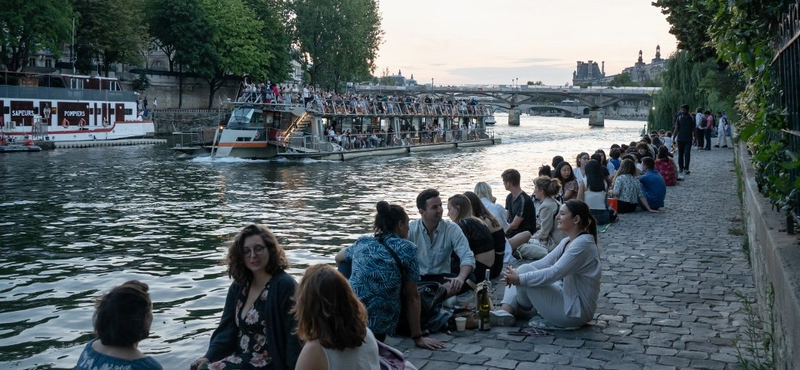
[191, 224, 302, 370]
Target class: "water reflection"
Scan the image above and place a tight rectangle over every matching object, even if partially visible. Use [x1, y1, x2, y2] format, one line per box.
[0, 115, 643, 369]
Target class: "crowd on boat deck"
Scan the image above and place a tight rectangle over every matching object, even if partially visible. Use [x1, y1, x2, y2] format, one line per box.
[75, 105, 731, 369]
[237, 80, 490, 116]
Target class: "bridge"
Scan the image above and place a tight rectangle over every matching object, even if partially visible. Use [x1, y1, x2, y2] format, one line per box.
[354, 85, 659, 126]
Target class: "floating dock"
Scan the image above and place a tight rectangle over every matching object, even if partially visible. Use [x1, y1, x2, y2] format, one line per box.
[53, 139, 167, 149]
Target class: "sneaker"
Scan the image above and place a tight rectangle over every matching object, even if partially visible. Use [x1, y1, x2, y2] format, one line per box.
[722, 145, 728, 148]
[685, 170, 691, 175]
[679, 169, 684, 174]
[714, 145, 719, 148]
[490, 309, 516, 326]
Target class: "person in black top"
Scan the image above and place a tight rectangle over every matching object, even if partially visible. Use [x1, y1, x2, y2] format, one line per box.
[501, 169, 536, 238]
[672, 104, 697, 174]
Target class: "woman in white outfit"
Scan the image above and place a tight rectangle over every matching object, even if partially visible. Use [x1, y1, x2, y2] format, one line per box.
[492, 199, 601, 329]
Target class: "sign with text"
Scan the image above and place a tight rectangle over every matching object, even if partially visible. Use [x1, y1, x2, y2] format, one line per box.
[58, 102, 90, 126]
[10, 101, 34, 125]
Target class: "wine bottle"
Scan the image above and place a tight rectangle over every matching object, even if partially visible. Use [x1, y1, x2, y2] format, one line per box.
[477, 274, 491, 331]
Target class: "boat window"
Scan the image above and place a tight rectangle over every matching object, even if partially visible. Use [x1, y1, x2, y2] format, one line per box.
[110, 109, 115, 114]
[125, 109, 132, 115]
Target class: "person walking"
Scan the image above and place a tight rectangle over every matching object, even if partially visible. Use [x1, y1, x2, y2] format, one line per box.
[695, 108, 706, 150]
[672, 104, 696, 175]
[714, 112, 730, 148]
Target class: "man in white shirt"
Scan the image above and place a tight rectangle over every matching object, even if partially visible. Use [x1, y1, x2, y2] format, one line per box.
[407, 188, 475, 297]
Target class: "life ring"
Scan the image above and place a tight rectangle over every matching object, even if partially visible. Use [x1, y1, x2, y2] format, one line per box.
[79, 118, 87, 128]
[62, 118, 69, 128]
[254, 131, 260, 140]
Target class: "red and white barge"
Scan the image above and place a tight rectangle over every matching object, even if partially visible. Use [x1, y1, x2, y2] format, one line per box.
[0, 71, 154, 142]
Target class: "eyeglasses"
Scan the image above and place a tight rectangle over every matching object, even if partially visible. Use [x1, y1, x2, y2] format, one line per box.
[244, 246, 267, 257]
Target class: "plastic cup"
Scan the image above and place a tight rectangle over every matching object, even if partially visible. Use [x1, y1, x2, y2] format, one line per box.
[455, 317, 467, 331]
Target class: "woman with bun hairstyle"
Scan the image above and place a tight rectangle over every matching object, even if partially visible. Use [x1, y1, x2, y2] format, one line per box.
[335, 201, 444, 350]
[510, 176, 567, 260]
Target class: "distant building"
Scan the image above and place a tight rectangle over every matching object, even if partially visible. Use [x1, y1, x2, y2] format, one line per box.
[388, 70, 417, 86]
[621, 46, 666, 84]
[572, 60, 606, 86]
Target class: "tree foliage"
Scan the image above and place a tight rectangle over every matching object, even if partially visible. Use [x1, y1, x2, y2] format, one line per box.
[242, 0, 292, 82]
[608, 72, 638, 87]
[195, 0, 271, 107]
[292, 0, 383, 91]
[0, 0, 73, 71]
[654, 0, 799, 216]
[72, 0, 149, 76]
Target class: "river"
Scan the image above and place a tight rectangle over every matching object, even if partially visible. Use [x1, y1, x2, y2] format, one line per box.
[0, 114, 645, 369]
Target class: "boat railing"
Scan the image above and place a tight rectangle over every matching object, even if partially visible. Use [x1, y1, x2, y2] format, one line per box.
[307, 99, 491, 117]
[278, 128, 495, 153]
[0, 84, 139, 101]
[229, 97, 491, 118]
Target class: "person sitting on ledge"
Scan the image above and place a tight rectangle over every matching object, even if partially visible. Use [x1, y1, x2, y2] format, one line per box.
[491, 200, 601, 330]
[407, 188, 475, 297]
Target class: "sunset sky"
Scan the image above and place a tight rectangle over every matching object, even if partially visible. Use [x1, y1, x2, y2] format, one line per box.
[375, 0, 677, 86]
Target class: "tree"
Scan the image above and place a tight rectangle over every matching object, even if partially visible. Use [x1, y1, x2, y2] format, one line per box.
[0, 0, 72, 71]
[72, 0, 149, 76]
[195, 0, 271, 108]
[242, 0, 292, 82]
[609, 73, 639, 87]
[292, 0, 383, 91]
[146, 0, 215, 107]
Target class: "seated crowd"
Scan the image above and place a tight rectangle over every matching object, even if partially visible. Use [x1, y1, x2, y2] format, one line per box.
[77, 134, 680, 369]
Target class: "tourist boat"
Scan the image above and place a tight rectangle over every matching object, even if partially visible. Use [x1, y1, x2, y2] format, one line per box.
[0, 71, 154, 142]
[173, 97, 500, 160]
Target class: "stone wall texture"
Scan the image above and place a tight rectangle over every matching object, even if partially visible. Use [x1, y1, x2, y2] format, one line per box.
[738, 141, 800, 370]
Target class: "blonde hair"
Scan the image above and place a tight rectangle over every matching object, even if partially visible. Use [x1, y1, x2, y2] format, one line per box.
[473, 182, 494, 200]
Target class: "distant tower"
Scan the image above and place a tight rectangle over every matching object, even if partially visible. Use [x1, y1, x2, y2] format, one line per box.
[601, 61, 605, 76]
[655, 45, 661, 60]
[638, 50, 643, 64]
[410, 74, 414, 79]
[398, 69, 402, 76]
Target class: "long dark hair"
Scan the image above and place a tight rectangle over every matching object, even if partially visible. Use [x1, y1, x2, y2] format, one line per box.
[564, 200, 598, 244]
[583, 160, 606, 192]
[374, 201, 408, 236]
[464, 191, 500, 228]
[554, 161, 576, 184]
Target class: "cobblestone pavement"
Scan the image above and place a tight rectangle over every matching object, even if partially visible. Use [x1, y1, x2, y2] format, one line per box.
[388, 147, 755, 370]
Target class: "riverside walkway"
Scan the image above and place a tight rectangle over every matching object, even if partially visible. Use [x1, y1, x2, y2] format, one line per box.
[389, 147, 755, 370]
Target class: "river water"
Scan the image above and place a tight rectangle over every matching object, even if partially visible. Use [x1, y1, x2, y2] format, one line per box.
[0, 114, 645, 369]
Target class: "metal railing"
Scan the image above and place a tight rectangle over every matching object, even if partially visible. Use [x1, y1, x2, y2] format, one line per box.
[276, 128, 496, 153]
[771, 2, 800, 234]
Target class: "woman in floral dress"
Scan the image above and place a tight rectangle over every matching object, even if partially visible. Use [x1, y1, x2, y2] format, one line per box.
[192, 224, 302, 370]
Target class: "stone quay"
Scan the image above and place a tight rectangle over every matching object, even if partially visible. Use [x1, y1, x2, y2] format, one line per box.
[388, 147, 756, 370]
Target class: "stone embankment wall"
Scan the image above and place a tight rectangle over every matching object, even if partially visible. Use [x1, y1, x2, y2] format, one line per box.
[151, 109, 229, 135]
[737, 142, 800, 369]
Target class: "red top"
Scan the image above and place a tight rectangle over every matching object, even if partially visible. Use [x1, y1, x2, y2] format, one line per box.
[654, 158, 677, 186]
[24, 138, 35, 146]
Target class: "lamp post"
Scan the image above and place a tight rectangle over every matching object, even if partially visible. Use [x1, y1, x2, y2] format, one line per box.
[431, 78, 434, 89]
